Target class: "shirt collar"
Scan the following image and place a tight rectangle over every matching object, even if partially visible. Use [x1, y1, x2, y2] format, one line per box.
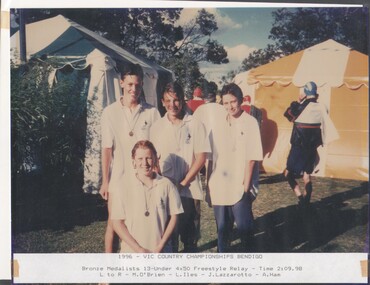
[134, 172, 165, 188]
[226, 110, 246, 124]
[164, 111, 191, 125]
[120, 101, 143, 115]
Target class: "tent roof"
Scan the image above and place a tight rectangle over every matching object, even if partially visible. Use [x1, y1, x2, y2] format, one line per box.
[11, 15, 173, 76]
[248, 39, 368, 89]
[343, 50, 369, 88]
[248, 50, 304, 87]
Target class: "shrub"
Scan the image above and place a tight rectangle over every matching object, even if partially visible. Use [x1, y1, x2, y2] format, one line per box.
[11, 60, 89, 200]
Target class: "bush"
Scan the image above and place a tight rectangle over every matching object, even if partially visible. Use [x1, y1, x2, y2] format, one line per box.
[11, 60, 89, 200]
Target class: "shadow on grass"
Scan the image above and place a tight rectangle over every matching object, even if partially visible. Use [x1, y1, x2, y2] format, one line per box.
[13, 192, 107, 233]
[259, 172, 287, 184]
[13, 176, 368, 254]
[199, 182, 368, 253]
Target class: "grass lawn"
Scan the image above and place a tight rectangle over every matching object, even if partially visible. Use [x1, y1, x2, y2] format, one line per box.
[13, 173, 368, 253]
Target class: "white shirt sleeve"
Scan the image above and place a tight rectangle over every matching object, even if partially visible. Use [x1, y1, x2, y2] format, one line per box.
[246, 116, 263, 161]
[193, 119, 211, 154]
[320, 104, 339, 145]
[166, 180, 184, 215]
[101, 108, 115, 148]
[110, 190, 127, 220]
[149, 119, 161, 156]
[152, 108, 161, 123]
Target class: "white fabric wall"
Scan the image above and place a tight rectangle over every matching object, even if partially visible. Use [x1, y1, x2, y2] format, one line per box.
[83, 49, 121, 192]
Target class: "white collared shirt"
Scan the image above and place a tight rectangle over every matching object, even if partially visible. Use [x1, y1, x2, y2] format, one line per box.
[101, 100, 160, 193]
[150, 113, 211, 200]
[208, 111, 263, 205]
[111, 173, 183, 253]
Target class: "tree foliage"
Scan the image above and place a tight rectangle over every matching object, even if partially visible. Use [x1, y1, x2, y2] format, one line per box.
[219, 70, 238, 86]
[162, 54, 205, 98]
[18, 8, 228, 77]
[269, 7, 368, 55]
[241, 44, 282, 71]
[239, 7, 368, 73]
[11, 60, 88, 198]
[175, 9, 228, 64]
[207, 81, 218, 96]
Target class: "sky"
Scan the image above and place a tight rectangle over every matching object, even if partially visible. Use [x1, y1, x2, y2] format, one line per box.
[178, 7, 278, 85]
[189, 8, 277, 84]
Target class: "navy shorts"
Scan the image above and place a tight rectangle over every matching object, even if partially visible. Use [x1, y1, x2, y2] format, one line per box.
[286, 145, 318, 176]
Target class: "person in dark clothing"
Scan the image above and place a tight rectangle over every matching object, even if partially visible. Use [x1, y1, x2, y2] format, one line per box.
[283, 81, 339, 207]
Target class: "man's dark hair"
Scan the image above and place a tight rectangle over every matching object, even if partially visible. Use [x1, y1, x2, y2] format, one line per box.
[162, 81, 185, 103]
[121, 63, 144, 80]
[221, 83, 243, 105]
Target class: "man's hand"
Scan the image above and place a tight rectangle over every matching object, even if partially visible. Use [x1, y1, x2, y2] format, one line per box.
[176, 182, 187, 192]
[99, 181, 109, 200]
[137, 247, 151, 253]
[298, 93, 306, 102]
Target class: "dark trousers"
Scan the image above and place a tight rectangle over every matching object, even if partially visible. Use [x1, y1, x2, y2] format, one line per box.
[213, 192, 254, 252]
[172, 196, 200, 252]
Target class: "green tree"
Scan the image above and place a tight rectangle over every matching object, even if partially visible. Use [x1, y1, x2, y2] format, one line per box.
[18, 8, 184, 62]
[270, 7, 368, 55]
[239, 7, 368, 73]
[219, 70, 238, 86]
[162, 54, 205, 98]
[11, 60, 88, 199]
[174, 9, 229, 64]
[20, 8, 228, 65]
[17, 8, 229, 94]
[207, 81, 218, 96]
[241, 44, 282, 71]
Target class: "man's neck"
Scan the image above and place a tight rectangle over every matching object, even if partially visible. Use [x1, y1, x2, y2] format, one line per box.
[167, 110, 185, 125]
[230, 109, 243, 120]
[121, 95, 139, 112]
[136, 173, 154, 188]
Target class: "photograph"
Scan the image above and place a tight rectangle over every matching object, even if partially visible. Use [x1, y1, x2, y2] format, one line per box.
[2, 1, 369, 284]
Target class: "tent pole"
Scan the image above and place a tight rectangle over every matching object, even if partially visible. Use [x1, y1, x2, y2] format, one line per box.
[19, 9, 27, 64]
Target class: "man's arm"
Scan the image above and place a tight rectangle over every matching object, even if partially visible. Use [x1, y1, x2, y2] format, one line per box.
[99, 147, 112, 200]
[154, 215, 178, 253]
[112, 220, 150, 253]
[243, 160, 256, 193]
[179, 152, 206, 188]
[204, 159, 213, 207]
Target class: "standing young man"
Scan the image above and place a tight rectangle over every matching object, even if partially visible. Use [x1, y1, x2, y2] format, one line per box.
[207, 83, 263, 252]
[150, 82, 210, 252]
[100, 63, 160, 252]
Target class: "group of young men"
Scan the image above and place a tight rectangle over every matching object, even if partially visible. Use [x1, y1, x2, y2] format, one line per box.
[99, 63, 337, 253]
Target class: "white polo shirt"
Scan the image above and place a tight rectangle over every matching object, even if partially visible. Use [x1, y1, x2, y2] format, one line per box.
[150, 113, 211, 200]
[193, 103, 227, 160]
[101, 100, 160, 193]
[208, 111, 263, 206]
[111, 173, 183, 253]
